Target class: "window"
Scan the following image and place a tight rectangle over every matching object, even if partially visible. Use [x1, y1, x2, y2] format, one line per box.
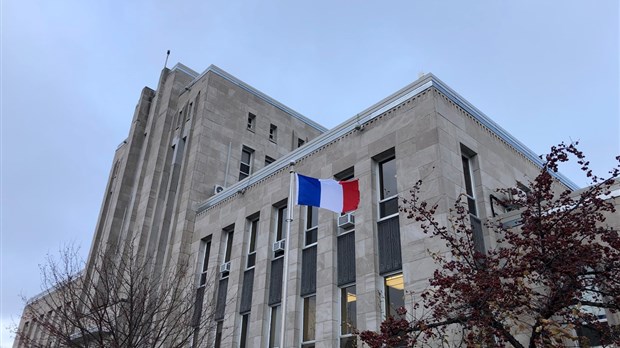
[340, 285, 357, 336]
[239, 313, 250, 348]
[298, 138, 305, 148]
[247, 112, 256, 131]
[305, 206, 318, 246]
[214, 321, 223, 348]
[269, 124, 277, 142]
[461, 146, 477, 216]
[302, 296, 316, 347]
[377, 154, 398, 219]
[274, 204, 287, 258]
[199, 237, 212, 287]
[239, 146, 254, 181]
[268, 306, 281, 348]
[265, 155, 275, 167]
[246, 217, 258, 269]
[385, 273, 405, 318]
[221, 227, 234, 279]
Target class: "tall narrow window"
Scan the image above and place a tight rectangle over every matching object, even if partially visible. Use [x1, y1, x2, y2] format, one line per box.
[305, 206, 318, 246]
[461, 153, 477, 216]
[298, 138, 305, 148]
[384, 273, 405, 318]
[302, 296, 316, 347]
[378, 155, 398, 219]
[221, 227, 234, 279]
[340, 285, 357, 337]
[269, 124, 277, 142]
[246, 217, 259, 269]
[239, 146, 254, 181]
[214, 321, 223, 348]
[268, 306, 281, 348]
[273, 205, 287, 258]
[239, 313, 250, 348]
[199, 237, 212, 287]
[247, 112, 256, 131]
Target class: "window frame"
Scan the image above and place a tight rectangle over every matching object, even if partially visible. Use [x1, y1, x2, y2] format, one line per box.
[384, 272, 405, 319]
[269, 124, 278, 143]
[340, 284, 357, 337]
[376, 154, 398, 221]
[246, 216, 259, 269]
[198, 237, 212, 287]
[273, 204, 287, 259]
[239, 146, 254, 181]
[304, 206, 318, 248]
[247, 112, 256, 131]
[301, 295, 317, 347]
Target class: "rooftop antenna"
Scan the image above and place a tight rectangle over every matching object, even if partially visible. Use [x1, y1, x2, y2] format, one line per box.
[164, 50, 171, 68]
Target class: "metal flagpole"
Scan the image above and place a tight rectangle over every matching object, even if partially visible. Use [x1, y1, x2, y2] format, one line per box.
[278, 161, 295, 348]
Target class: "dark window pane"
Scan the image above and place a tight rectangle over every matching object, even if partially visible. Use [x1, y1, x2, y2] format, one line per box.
[340, 336, 356, 348]
[240, 314, 249, 348]
[379, 197, 398, 218]
[306, 228, 317, 246]
[268, 306, 281, 348]
[247, 252, 256, 268]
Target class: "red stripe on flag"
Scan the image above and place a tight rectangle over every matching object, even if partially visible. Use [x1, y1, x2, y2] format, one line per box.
[340, 179, 360, 213]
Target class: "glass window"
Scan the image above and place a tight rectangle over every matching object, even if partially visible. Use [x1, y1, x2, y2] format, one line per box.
[199, 237, 212, 287]
[302, 296, 316, 344]
[247, 217, 258, 268]
[298, 138, 305, 148]
[239, 146, 254, 181]
[385, 273, 405, 318]
[378, 156, 398, 218]
[340, 285, 357, 335]
[214, 321, 223, 348]
[265, 156, 275, 167]
[274, 205, 287, 258]
[247, 113, 256, 131]
[239, 313, 250, 348]
[222, 227, 234, 279]
[305, 206, 318, 246]
[269, 124, 277, 142]
[268, 306, 281, 348]
[461, 154, 477, 216]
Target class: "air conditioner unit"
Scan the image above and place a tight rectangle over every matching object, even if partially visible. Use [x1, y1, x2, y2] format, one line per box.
[219, 261, 231, 273]
[337, 213, 355, 229]
[213, 185, 225, 195]
[272, 240, 285, 253]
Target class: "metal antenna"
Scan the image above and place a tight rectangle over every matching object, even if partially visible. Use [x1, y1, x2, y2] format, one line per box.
[164, 50, 171, 68]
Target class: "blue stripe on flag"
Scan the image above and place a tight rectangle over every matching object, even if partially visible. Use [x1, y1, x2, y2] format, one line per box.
[297, 174, 321, 207]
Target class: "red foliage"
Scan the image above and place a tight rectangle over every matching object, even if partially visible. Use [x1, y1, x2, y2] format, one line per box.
[359, 143, 620, 347]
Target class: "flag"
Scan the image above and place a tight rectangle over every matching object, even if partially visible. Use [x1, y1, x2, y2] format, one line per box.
[296, 174, 360, 213]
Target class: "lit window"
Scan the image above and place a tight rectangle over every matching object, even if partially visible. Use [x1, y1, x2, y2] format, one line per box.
[340, 285, 357, 336]
[385, 273, 404, 318]
[269, 124, 277, 142]
[239, 146, 254, 181]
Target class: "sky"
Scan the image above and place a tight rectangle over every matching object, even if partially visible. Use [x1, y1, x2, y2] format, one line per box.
[1, 0, 618, 346]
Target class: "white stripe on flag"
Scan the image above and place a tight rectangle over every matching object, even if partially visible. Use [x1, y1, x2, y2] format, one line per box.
[319, 179, 343, 213]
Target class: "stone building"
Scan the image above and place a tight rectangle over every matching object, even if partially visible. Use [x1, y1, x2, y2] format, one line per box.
[15, 63, 615, 347]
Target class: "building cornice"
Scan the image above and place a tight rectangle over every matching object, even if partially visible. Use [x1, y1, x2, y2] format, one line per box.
[195, 73, 579, 214]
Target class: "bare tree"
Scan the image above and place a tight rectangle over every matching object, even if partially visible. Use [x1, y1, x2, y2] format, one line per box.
[14, 242, 217, 348]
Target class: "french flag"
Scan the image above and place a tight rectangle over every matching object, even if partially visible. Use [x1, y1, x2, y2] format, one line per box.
[296, 174, 360, 213]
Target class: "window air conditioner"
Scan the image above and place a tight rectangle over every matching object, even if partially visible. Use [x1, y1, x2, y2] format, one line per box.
[213, 185, 225, 195]
[337, 213, 355, 229]
[272, 240, 286, 253]
[219, 261, 231, 273]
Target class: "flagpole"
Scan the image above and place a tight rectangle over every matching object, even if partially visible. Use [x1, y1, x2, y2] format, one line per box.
[279, 161, 295, 348]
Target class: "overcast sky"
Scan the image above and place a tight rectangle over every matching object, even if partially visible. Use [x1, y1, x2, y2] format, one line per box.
[1, 0, 618, 346]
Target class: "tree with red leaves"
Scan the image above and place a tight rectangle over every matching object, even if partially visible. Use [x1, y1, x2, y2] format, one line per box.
[359, 143, 620, 347]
